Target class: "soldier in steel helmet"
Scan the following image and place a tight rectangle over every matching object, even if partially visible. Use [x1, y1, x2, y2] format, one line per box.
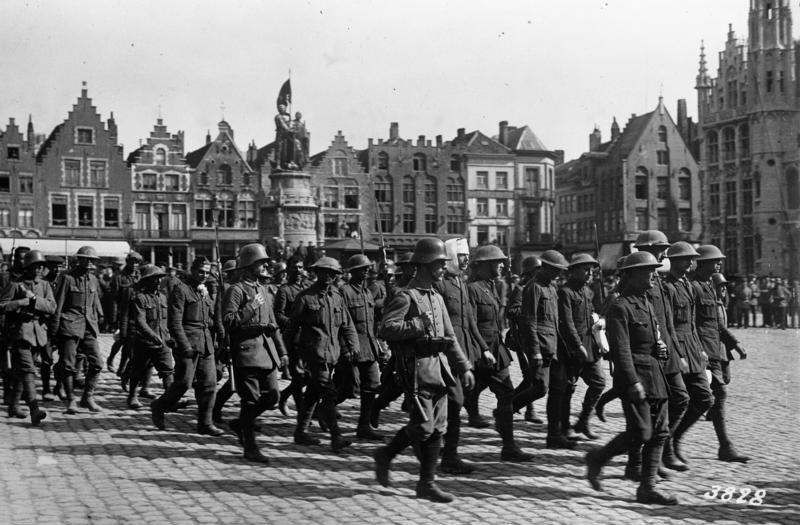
[663, 241, 713, 467]
[467, 243, 533, 462]
[223, 243, 288, 463]
[558, 253, 605, 441]
[339, 254, 384, 441]
[585, 252, 678, 505]
[211, 259, 239, 425]
[1, 246, 31, 408]
[106, 251, 143, 378]
[50, 246, 105, 414]
[285, 256, 359, 451]
[374, 237, 475, 503]
[0, 250, 55, 425]
[506, 255, 544, 424]
[516, 249, 574, 449]
[689, 246, 749, 463]
[150, 256, 222, 436]
[275, 258, 309, 416]
[127, 264, 174, 410]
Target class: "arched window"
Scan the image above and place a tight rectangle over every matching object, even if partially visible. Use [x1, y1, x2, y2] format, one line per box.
[333, 149, 348, 176]
[707, 131, 719, 163]
[217, 164, 233, 185]
[657, 125, 667, 143]
[402, 176, 415, 203]
[723, 127, 736, 161]
[635, 166, 649, 200]
[412, 153, 426, 172]
[154, 147, 166, 165]
[424, 176, 437, 203]
[787, 168, 800, 210]
[377, 151, 389, 170]
[678, 168, 692, 201]
[447, 176, 464, 202]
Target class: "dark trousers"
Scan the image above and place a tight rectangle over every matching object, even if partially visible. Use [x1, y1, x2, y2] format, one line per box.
[296, 362, 342, 438]
[235, 366, 279, 413]
[512, 357, 550, 412]
[443, 378, 465, 461]
[773, 305, 787, 329]
[672, 371, 713, 444]
[578, 359, 606, 417]
[128, 343, 174, 391]
[546, 358, 574, 436]
[58, 334, 102, 376]
[9, 342, 39, 404]
[155, 350, 217, 427]
[707, 359, 734, 449]
[469, 365, 515, 413]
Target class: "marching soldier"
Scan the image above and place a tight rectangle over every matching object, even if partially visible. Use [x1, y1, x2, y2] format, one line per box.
[663, 242, 714, 467]
[275, 259, 308, 416]
[559, 253, 605, 440]
[506, 255, 543, 424]
[340, 254, 384, 440]
[40, 255, 65, 401]
[127, 265, 174, 409]
[1, 250, 55, 425]
[1, 246, 31, 409]
[433, 238, 489, 473]
[467, 244, 532, 461]
[106, 251, 143, 375]
[223, 243, 288, 463]
[211, 259, 238, 425]
[284, 256, 359, 451]
[51, 246, 105, 414]
[690, 246, 749, 462]
[374, 237, 475, 502]
[585, 252, 677, 505]
[150, 256, 222, 436]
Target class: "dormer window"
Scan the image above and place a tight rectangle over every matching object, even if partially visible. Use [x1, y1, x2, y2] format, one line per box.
[76, 127, 94, 145]
[6, 146, 19, 160]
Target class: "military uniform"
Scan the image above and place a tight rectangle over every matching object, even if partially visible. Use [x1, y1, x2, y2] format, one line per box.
[274, 279, 308, 413]
[128, 284, 174, 407]
[151, 276, 218, 433]
[107, 267, 138, 375]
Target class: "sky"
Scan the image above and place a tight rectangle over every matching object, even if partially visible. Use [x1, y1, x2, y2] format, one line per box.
[0, 0, 765, 161]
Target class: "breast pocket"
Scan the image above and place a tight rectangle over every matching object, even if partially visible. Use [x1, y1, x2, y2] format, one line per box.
[630, 313, 652, 342]
[348, 298, 367, 323]
[674, 301, 689, 324]
[698, 299, 716, 320]
[66, 284, 84, 308]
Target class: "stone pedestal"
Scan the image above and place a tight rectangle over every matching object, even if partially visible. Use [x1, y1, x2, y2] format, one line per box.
[261, 170, 319, 247]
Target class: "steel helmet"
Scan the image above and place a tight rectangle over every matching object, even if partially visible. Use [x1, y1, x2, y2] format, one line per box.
[345, 254, 372, 271]
[221, 260, 238, 273]
[270, 261, 287, 275]
[539, 250, 569, 270]
[633, 230, 670, 249]
[521, 256, 541, 275]
[45, 255, 65, 266]
[238, 243, 270, 268]
[568, 253, 600, 268]
[619, 251, 662, 271]
[126, 251, 144, 263]
[665, 241, 700, 259]
[22, 250, 46, 269]
[382, 260, 397, 275]
[711, 273, 728, 286]
[473, 244, 507, 262]
[310, 256, 343, 273]
[410, 237, 450, 264]
[138, 264, 166, 281]
[75, 246, 100, 260]
[696, 244, 726, 261]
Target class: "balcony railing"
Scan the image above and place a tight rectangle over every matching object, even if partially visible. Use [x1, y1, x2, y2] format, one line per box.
[132, 229, 188, 240]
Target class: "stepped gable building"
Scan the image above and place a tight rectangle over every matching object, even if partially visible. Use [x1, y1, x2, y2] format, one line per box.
[126, 118, 190, 266]
[555, 98, 701, 268]
[696, 0, 800, 278]
[0, 116, 39, 238]
[36, 82, 130, 254]
[495, 121, 560, 262]
[306, 131, 370, 244]
[185, 120, 259, 261]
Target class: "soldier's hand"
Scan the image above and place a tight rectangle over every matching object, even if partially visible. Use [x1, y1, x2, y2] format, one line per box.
[279, 354, 289, 369]
[420, 311, 434, 330]
[626, 382, 646, 402]
[531, 353, 544, 367]
[482, 350, 497, 367]
[461, 370, 475, 390]
[578, 345, 589, 360]
[252, 292, 266, 307]
[24, 289, 35, 300]
[735, 344, 748, 360]
[341, 351, 355, 364]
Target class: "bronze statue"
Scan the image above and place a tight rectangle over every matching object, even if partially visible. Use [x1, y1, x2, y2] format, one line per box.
[273, 105, 309, 170]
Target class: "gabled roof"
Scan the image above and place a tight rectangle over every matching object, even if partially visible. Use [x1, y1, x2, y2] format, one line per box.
[126, 145, 145, 166]
[184, 142, 213, 168]
[452, 130, 510, 154]
[504, 125, 548, 151]
[35, 123, 64, 163]
[609, 111, 654, 157]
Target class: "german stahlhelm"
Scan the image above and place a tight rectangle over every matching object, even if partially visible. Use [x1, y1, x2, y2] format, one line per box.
[345, 254, 372, 272]
[410, 238, 450, 264]
[238, 243, 270, 269]
[22, 250, 46, 269]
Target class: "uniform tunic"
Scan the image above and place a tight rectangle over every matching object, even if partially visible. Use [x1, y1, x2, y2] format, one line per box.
[51, 271, 104, 374]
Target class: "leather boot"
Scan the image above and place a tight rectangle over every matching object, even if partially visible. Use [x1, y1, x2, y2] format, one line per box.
[294, 398, 321, 446]
[28, 400, 47, 426]
[636, 440, 678, 505]
[321, 399, 351, 451]
[150, 399, 166, 430]
[127, 381, 142, 409]
[524, 403, 543, 424]
[573, 409, 599, 440]
[662, 437, 688, 471]
[546, 419, 576, 450]
[373, 428, 412, 487]
[79, 372, 102, 412]
[497, 408, 534, 461]
[41, 365, 56, 401]
[7, 382, 27, 418]
[278, 385, 293, 417]
[212, 379, 234, 425]
[356, 392, 383, 440]
[63, 376, 79, 414]
[416, 434, 454, 503]
[440, 405, 474, 475]
[240, 405, 269, 463]
[585, 447, 606, 491]
[625, 445, 642, 481]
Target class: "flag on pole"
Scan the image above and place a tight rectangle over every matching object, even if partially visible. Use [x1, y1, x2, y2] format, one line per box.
[276, 79, 291, 110]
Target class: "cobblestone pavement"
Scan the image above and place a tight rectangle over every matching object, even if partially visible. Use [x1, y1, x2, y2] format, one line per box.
[1, 328, 798, 525]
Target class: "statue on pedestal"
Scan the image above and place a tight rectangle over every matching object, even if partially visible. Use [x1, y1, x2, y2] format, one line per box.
[273, 79, 309, 170]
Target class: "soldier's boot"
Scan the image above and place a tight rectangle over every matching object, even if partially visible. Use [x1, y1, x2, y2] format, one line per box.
[497, 409, 534, 462]
[585, 447, 607, 491]
[595, 388, 619, 423]
[321, 399, 351, 452]
[573, 409, 599, 440]
[624, 444, 643, 482]
[212, 380, 234, 425]
[416, 433, 454, 503]
[369, 386, 395, 429]
[7, 381, 28, 418]
[524, 403, 543, 424]
[127, 378, 142, 409]
[356, 392, 383, 440]
[710, 396, 749, 463]
[54, 366, 66, 401]
[2, 371, 12, 405]
[662, 436, 688, 471]
[41, 365, 56, 401]
[636, 441, 678, 505]
[196, 387, 224, 436]
[465, 392, 491, 429]
[294, 399, 321, 446]
[63, 376, 79, 414]
[373, 428, 412, 487]
[138, 367, 156, 399]
[546, 420, 577, 450]
[28, 399, 47, 426]
[240, 406, 269, 464]
[278, 384, 293, 417]
[671, 402, 706, 464]
[440, 408, 475, 475]
[79, 372, 103, 413]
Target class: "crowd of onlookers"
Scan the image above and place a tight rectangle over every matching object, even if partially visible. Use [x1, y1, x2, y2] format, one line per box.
[717, 275, 800, 330]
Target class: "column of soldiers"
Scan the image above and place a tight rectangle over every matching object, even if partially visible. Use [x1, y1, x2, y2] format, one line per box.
[0, 230, 752, 505]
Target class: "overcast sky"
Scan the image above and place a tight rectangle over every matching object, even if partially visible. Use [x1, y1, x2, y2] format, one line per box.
[1, 0, 765, 161]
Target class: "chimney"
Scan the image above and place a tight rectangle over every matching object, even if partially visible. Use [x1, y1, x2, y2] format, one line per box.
[499, 121, 509, 146]
[107, 112, 117, 144]
[589, 127, 602, 152]
[610, 117, 621, 141]
[26, 115, 34, 150]
[389, 122, 399, 140]
[457, 128, 465, 139]
[368, 138, 373, 147]
[435, 135, 442, 147]
[554, 150, 565, 166]
[418, 135, 425, 146]
[206, 129, 211, 145]
[81, 80, 88, 98]
[677, 99, 688, 137]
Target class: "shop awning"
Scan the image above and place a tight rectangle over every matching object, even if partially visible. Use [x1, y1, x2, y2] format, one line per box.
[0, 238, 131, 258]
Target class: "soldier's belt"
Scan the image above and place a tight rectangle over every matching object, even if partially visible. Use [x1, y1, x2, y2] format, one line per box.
[413, 336, 453, 357]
